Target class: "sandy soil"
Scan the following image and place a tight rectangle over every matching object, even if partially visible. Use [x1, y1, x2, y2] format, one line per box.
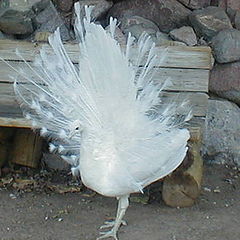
[0, 164, 239, 240]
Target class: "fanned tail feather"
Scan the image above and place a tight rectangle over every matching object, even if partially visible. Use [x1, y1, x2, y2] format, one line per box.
[10, 3, 191, 184]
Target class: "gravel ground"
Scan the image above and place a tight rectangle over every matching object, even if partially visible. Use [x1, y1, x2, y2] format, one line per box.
[0, 164, 239, 240]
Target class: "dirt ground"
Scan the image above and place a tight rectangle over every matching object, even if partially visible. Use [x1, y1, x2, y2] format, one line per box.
[0, 164, 239, 240]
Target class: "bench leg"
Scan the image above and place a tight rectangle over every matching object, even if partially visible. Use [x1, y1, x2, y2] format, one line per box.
[10, 128, 43, 168]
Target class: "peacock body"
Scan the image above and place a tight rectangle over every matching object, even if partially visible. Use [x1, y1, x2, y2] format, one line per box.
[9, 3, 191, 239]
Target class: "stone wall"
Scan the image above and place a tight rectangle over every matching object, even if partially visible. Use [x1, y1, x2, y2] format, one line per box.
[0, 0, 239, 166]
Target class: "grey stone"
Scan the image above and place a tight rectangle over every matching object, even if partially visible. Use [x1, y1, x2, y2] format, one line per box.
[42, 153, 70, 171]
[235, 10, 240, 30]
[0, 30, 14, 39]
[154, 31, 171, 45]
[120, 15, 159, 40]
[0, 0, 50, 35]
[178, 0, 211, 10]
[155, 31, 187, 46]
[55, 0, 73, 13]
[0, 0, 33, 35]
[209, 61, 240, 105]
[32, 0, 51, 13]
[79, 0, 113, 20]
[189, 6, 232, 39]
[226, 7, 237, 24]
[34, 2, 71, 41]
[202, 98, 240, 166]
[169, 26, 197, 46]
[108, 0, 191, 33]
[211, 29, 240, 63]
[217, 0, 240, 11]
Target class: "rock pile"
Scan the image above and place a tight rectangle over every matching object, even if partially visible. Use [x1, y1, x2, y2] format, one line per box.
[0, 0, 239, 166]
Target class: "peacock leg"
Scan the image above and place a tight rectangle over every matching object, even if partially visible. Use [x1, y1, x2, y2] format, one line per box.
[100, 197, 127, 230]
[97, 195, 129, 240]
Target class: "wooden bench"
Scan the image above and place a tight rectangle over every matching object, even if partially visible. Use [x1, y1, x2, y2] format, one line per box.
[0, 39, 213, 205]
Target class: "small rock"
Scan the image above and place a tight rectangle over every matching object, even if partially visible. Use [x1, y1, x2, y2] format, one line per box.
[178, 0, 211, 9]
[189, 6, 232, 39]
[203, 187, 211, 192]
[169, 26, 197, 46]
[9, 193, 17, 199]
[209, 61, 240, 105]
[211, 29, 240, 63]
[120, 15, 159, 40]
[42, 153, 70, 171]
[198, 37, 208, 46]
[34, 31, 51, 42]
[213, 189, 221, 193]
[202, 98, 240, 166]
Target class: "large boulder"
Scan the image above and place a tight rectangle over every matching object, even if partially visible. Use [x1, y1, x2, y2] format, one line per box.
[217, 0, 240, 11]
[169, 26, 197, 46]
[189, 6, 232, 39]
[108, 0, 191, 33]
[0, 0, 49, 35]
[177, 0, 211, 10]
[33, 1, 71, 41]
[203, 99, 240, 166]
[209, 61, 240, 105]
[0, 0, 34, 35]
[211, 29, 240, 63]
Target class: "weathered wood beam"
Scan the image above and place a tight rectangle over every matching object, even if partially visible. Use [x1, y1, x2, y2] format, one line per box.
[0, 61, 209, 92]
[0, 39, 213, 69]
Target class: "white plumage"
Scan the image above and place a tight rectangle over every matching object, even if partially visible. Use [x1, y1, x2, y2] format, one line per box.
[13, 3, 191, 239]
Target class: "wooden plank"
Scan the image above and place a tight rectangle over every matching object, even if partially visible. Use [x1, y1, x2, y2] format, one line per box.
[0, 116, 31, 128]
[0, 39, 213, 69]
[0, 82, 208, 120]
[153, 68, 209, 92]
[160, 92, 209, 117]
[0, 61, 209, 92]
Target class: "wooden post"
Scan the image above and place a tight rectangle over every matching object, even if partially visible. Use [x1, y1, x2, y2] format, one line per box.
[10, 128, 43, 168]
[0, 127, 16, 169]
[162, 124, 203, 207]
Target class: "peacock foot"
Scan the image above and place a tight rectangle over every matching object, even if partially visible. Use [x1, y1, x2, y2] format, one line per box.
[100, 219, 127, 229]
[97, 229, 118, 240]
